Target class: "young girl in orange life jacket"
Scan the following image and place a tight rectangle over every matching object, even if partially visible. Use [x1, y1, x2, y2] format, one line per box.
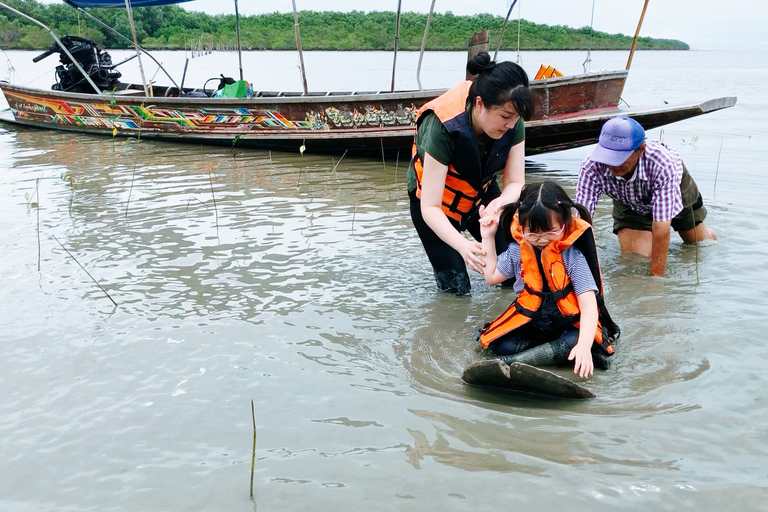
[477, 181, 619, 378]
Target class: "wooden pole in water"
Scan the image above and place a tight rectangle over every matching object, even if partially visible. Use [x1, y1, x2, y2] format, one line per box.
[124, 0, 150, 96]
[626, 0, 650, 72]
[291, 0, 309, 95]
[35, 178, 40, 271]
[52, 235, 118, 307]
[250, 400, 256, 499]
[391, 0, 402, 92]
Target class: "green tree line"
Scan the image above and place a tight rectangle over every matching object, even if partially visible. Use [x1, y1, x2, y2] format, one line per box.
[0, 0, 689, 51]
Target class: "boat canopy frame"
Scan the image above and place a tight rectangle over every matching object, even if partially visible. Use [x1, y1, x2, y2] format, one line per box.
[63, 0, 194, 8]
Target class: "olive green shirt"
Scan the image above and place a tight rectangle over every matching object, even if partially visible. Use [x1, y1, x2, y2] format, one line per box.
[406, 105, 525, 192]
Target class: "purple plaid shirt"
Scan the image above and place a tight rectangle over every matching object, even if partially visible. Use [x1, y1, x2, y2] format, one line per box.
[576, 140, 684, 222]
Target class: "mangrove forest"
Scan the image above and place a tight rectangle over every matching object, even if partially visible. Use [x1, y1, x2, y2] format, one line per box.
[0, 0, 689, 51]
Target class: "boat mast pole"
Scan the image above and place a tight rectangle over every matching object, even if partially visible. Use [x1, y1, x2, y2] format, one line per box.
[0, 1, 101, 94]
[234, 0, 243, 81]
[390, 0, 402, 92]
[124, 0, 150, 96]
[583, 0, 596, 73]
[626, 0, 649, 71]
[493, 0, 518, 61]
[416, 0, 436, 90]
[291, 0, 308, 95]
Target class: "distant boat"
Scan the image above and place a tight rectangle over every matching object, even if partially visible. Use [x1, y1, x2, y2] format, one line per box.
[0, 0, 736, 155]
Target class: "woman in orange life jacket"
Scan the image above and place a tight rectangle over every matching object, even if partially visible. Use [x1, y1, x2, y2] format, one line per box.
[477, 182, 619, 378]
[407, 52, 534, 295]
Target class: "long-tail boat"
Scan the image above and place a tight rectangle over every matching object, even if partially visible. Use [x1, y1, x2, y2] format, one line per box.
[0, 0, 736, 155]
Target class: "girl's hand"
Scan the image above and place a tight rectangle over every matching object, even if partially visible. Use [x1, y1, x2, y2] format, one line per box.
[568, 343, 594, 379]
[460, 238, 486, 274]
[571, 292, 598, 379]
[478, 206, 499, 240]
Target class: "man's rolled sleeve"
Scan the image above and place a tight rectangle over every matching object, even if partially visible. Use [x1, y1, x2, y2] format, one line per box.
[651, 162, 684, 222]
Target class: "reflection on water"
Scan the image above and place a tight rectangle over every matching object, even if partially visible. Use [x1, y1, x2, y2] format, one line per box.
[2, 50, 768, 511]
[406, 409, 680, 472]
[9, 130, 415, 322]
[405, 426, 545, 473]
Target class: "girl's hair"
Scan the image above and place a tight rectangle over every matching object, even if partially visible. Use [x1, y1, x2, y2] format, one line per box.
[466, 52, 534, 120]
[499, 181, 593, 243]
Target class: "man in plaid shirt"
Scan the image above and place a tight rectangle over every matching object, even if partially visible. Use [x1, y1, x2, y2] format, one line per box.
[576, 116, 716, 277]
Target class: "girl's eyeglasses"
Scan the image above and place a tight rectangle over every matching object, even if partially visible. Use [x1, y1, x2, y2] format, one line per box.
[522, 224, 565, 242]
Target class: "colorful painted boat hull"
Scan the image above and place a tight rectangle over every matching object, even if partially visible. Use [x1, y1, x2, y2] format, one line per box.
[0, 71, 736, 154]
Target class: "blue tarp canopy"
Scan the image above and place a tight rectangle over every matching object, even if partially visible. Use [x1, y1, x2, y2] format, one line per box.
[64, 0, 194, 7]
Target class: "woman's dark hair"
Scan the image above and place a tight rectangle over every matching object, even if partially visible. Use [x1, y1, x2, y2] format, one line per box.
[499, 181, 592, 243]
[466, 52, 534, 120]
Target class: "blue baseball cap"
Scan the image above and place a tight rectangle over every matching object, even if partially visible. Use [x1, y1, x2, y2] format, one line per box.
[589, 116, 646, 166]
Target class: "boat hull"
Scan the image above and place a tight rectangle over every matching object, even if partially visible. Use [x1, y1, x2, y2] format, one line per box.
[0, 72, 736, 155]
[0, 71, 624, 151]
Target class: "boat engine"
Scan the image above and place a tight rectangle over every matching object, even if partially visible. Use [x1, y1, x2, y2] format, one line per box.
[33, 35, 122, 94]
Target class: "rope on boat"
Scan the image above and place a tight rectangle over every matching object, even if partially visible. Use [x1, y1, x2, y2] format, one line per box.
[1, 47, 20, 84]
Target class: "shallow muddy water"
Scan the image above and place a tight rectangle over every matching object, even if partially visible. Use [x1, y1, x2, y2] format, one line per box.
[1, 49, 767, 511]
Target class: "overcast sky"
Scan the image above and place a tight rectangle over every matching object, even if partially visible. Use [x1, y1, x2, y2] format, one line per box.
[36, 0, 768, 50]
[182, 0, 766, 51]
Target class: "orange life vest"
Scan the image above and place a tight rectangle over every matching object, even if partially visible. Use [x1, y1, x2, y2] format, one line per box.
[410, 81, 519, 229]
[478, 216, 619, 355]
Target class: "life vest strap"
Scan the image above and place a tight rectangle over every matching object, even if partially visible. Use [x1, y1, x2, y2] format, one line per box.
[522, 282, 573, 302]
[513, 301, 536, 318]
[595, 329, 615, 355]
[448, 188, 472, 213]
[596, 295, 621, 342]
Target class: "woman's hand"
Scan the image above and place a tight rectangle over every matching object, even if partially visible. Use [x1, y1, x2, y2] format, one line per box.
[483, 196, 506, 222]
[568, 343, 594, 379]
[459, 238, 486, 274]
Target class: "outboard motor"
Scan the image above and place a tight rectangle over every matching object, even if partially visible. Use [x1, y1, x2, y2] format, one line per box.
[33, 36, 122, 93]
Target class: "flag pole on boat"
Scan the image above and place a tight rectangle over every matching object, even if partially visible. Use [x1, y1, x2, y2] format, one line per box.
[622, 0, 649, 96]
[493, 0, 518, 61]
[0, 1, 101, 94]
[124, 0, 150, 96]
[234, 0, 243, 81]
[390, 0, 402, 92]
[416, 0, 436, 90]
[626, 0, 650, 71]
[291, 0, 308, 95]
